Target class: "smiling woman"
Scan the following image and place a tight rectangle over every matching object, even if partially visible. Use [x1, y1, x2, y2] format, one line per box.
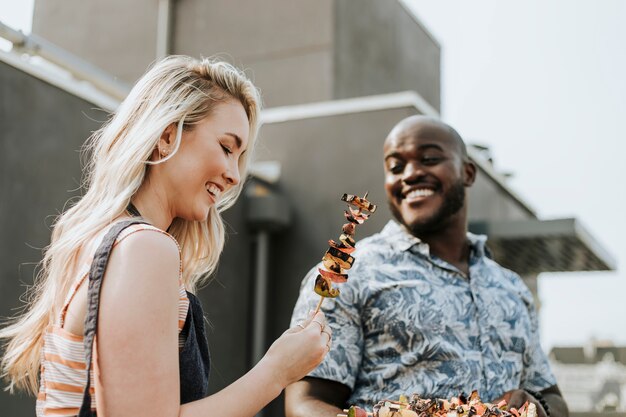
[0, 55, 331, 417]
[134, 99, 251, 228]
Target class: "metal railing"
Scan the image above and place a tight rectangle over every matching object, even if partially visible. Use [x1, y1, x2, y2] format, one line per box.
[0, 20, 130, 101]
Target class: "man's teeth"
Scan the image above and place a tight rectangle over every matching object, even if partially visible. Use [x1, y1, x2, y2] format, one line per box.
[207, 184, 221, 197]
[405, 189, 434, 199]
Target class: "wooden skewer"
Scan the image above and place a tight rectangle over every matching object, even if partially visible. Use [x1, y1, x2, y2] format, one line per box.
[313, 296, 325, 315]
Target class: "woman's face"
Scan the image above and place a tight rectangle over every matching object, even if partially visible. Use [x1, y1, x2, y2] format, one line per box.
[157, 99, 250, 222]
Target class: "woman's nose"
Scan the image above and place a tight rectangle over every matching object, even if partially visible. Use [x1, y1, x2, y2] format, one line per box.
[224, 163, 240, 186]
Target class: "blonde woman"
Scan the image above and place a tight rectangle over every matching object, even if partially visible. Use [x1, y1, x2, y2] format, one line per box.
[0, 55, 331, 417]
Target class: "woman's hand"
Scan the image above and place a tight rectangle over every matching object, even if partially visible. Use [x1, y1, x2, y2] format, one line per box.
[180, 311, 332, 417]
[260, 311, 332, 389]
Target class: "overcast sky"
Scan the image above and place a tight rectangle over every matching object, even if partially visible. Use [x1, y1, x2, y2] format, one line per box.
[1, 0, 624, 350]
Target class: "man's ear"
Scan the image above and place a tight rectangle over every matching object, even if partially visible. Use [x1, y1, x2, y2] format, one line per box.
[463, 161, 477, 186]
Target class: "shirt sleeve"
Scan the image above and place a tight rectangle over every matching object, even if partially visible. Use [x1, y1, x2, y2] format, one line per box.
[290, 262, 364, 391]
[516, 278, 558, 391]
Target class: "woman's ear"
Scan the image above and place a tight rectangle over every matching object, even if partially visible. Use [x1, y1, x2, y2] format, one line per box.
[156, 123, 177, 158]
[463, 161, 477, 186]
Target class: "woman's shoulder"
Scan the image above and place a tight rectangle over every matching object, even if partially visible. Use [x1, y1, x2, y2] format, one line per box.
[105, 221, 182, 279]
[115, 222, 179, 255]
[115, 223, 180, 251]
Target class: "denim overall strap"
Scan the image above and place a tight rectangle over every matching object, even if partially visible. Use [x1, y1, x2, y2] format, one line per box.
[78, 219, 148, 417]
[178, 291, 211, 403]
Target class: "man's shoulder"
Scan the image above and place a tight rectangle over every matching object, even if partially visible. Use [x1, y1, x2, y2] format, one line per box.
[479, 256, 534, 303]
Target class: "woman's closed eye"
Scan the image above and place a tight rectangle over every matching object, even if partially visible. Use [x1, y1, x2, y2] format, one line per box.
[220, 143, 233, 155]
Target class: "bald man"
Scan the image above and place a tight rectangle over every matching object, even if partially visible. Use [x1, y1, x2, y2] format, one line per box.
[285, 116, 568, 417]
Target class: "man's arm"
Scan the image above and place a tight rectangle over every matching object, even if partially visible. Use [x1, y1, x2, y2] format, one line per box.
[496, 385, 569, 417]
[541, 385, 568, 417]
[285, 376, 351, 417]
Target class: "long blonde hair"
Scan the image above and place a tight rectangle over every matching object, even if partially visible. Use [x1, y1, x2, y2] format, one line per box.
[0, 55, 261, 394]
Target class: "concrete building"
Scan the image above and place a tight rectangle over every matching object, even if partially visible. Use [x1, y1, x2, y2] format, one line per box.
[0, 1, 616, 415]
[32, 0, 440, 109]
[550, 343, 626, 415]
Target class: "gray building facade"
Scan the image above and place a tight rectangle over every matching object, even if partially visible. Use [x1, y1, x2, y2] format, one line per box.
[33, 0, 440, 109]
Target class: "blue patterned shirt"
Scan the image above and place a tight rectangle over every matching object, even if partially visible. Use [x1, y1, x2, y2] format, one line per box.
[291, 220, 556, 408]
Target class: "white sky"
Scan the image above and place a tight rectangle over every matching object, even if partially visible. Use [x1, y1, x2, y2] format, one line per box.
[1, 1, 624, 350]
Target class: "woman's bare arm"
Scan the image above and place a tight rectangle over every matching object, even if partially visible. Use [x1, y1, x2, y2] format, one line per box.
[96, 230, 182, 416]
[95, 230, 329, 417]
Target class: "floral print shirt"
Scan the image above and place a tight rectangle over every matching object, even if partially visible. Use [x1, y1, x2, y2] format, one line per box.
[291, 220, 556, 408]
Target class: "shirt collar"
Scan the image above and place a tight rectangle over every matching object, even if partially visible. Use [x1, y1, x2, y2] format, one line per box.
[381, 220, 489, 259]
[467, 231, 488, 258]
[380, 220, 430, 255]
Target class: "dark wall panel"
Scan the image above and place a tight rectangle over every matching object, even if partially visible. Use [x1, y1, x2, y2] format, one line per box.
[0, 61, 106, 414]
[200, 201, 254, 394]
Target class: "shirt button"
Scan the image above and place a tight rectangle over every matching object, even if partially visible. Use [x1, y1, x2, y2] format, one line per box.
[400, 353, 418, 366]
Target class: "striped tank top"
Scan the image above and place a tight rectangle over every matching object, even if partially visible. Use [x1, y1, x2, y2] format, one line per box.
[36, 223, 190, 416]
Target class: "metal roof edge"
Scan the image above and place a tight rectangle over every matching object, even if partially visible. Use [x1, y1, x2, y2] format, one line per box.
[479, 217, 616, 272]
[260, 91, 439, 125]
[0, 20, 126, 112]
[396, 0, 442, 49]
[572, 217, 618, 271]
[0, 49, 121, 112]
[467, 148, 537, 217]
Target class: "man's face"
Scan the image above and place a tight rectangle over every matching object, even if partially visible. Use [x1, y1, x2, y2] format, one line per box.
[383, 124, 472, 236]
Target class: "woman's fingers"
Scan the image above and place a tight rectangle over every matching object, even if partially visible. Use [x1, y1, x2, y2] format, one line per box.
[308, 311, 326, 331]
[276, 312, 333, 383]
[310, 319, 325, 332]
[299, 311, 331, 354]
[321, 327, 332, 343]
[295, 310, 327, 331]
[289, 311, 331, 356]
[307, 312, 331, 353]
[288, 311, 327, 335]
[321, 327, 332, 352]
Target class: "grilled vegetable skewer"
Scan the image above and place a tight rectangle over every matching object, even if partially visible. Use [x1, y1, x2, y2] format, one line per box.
[313, 192, 377, 314]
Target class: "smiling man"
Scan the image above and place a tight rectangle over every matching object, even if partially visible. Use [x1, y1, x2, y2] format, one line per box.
[285, 116, 568, 417]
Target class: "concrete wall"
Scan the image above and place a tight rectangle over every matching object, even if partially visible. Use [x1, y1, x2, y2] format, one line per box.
[0, 61, 105, 415]
[334, 0, 441, 111]
[32, 0, 159, 84]
[468, 168, 535, 222]
[32, 0, 441, 110]
[172, 0, 335, 107]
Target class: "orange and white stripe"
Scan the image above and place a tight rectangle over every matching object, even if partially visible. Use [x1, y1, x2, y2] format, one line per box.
[36, 224, 189, 416]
